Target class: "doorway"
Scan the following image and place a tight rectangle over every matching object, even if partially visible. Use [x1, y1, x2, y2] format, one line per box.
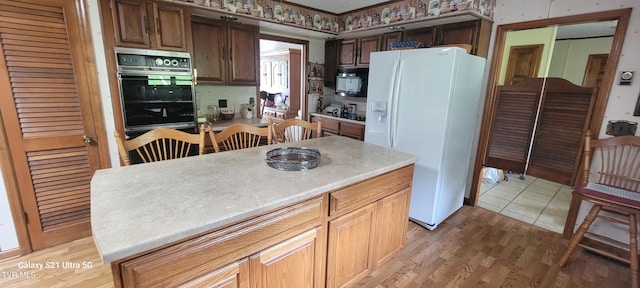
[470, 9, 631, 235]
[259, 35, 309, 120]
[0, 0, 109, 255]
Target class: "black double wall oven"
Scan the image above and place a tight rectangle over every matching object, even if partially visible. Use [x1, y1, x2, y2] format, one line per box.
[116, 48, 196, 136]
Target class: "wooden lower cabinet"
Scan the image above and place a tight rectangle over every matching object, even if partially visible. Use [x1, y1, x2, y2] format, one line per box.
[111, 165, 414, 288]
[250, 228, 320, 288]
[327, 203, 376, 288]
[180, 259, 249, 288]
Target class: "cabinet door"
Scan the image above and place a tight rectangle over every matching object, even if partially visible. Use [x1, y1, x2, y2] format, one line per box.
[192, 20, 227, 84]
[437, 20, 478, 50]
[112, 0, 149, 48]
[338, 39, 357, 66]
[327, 203, 376, 288]
[152, 2, 187, 51]
[381, 31, 402, 51]
[373, 188, 410, 267]
[250, 228, 319, 288]
[357, 36, 381, 66]
[340, 122, 364, 141]
[180, 259, 249, 288]
[227, 22, 259, 85]
[324, 40, 340, 88]
[403, 26, 436, 48]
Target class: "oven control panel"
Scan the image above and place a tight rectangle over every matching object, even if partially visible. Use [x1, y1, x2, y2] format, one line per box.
[116, 48, 191, 71]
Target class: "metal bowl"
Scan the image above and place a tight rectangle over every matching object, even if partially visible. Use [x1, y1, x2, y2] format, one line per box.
[265, 147, 320, 171]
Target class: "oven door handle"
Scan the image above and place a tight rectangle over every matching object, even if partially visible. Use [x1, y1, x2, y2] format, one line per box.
[117, 69, 193, 77]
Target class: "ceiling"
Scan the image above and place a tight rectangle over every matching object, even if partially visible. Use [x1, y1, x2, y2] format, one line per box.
[555, 20, 617, 39]
[284, 0, 389, 14]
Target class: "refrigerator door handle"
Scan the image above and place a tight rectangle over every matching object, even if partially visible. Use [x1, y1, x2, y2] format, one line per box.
[390, 60, 404, 147]
[387, 60, 400, 147]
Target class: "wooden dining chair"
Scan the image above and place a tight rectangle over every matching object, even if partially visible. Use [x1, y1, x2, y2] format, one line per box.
[208, 123, 271, 152]
[558, 131, 640, 288]
[270, 118, 322, 143]
[114, 124, 206, 166]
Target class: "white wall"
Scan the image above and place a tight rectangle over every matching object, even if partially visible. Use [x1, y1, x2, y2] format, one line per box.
[0, 168, 19, 251]
[492, 0, 640, 243]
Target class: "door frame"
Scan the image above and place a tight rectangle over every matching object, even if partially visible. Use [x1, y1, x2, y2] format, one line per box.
[467, 9, 631, 208]
[0, 0, 110, 257]
[259, 34, 309, 120]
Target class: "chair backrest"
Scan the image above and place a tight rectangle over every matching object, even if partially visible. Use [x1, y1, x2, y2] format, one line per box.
[208, 123, 271, 152]
[114, 124, 206, 166]
[583, 130, 640, 192]
[271, 118, 322, 143]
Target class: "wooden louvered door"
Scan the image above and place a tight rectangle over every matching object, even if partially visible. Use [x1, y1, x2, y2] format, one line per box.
[0, 0, 103, 250]
[527, 78, 596, 185]
[485, 79, 544, 174]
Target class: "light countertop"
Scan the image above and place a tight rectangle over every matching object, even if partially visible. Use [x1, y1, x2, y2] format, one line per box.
[198, 116, 269, 131]
[91, 136, 417, 263]
[310, 112, 366, 125]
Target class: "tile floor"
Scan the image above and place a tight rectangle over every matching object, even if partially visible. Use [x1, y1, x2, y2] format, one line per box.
[477, 172, 573, 234]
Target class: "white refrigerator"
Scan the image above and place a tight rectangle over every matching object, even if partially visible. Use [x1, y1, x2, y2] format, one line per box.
[364, 47, 485, 230]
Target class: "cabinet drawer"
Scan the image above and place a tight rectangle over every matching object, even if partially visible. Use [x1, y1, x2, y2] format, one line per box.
[119, 196, 323, 288]
[340, 122, 364, 139]
[321, 117, 339, 132]
[329, 165, 413, 216]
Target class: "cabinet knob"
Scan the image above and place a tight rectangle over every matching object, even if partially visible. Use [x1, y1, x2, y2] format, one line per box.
[82, 135, 94, 144]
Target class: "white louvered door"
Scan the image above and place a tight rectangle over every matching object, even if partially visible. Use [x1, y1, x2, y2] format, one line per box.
[0, 0, 103, 250]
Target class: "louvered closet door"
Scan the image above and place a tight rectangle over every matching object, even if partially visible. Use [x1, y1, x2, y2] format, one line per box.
[527, 78, 596, 186]
[485, 79, 544, 173]
[0, 0, 101, 249]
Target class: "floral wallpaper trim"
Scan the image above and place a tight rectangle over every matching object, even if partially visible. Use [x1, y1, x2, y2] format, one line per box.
[172, 0, 495, 34]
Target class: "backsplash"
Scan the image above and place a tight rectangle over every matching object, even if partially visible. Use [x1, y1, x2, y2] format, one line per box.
[195, 85, 256, 117]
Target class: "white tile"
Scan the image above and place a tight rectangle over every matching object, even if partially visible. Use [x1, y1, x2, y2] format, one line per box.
[519, 190, 554, 202]
[491, 183, 524, 194]
[478, 201, 504, 213]
[531, 178, 563, 190]
[511, 197, 548, 211]
[478, 194, 510, 209]
[534, 220, 564, 234]
[484, 188, 519, 201]
[524, 185, 559, 197]
[537, 206, 568, 224]
[501, 209, 536, 224]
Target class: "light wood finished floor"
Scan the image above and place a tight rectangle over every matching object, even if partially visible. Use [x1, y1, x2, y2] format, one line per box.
[0, 206, 631, 287]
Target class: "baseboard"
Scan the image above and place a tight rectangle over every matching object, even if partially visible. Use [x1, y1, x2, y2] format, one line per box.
[0, 248, 22, 262]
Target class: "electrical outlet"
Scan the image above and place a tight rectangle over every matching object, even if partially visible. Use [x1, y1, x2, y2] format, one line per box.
[620, 71, 634, 85]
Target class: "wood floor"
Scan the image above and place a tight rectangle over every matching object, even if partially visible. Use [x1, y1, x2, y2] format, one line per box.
[0, 206, 632, 287]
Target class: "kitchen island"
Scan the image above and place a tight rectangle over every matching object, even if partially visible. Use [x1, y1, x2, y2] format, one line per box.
[91, 136, 417, 287]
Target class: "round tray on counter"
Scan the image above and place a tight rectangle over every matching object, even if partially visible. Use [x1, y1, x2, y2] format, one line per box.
[265, 147, 320, 171]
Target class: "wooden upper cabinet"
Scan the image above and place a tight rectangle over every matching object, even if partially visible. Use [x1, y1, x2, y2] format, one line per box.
[402, 26, 436, 48]
[111, 0, 187, 51]
[357, 36, 381, 66]
[227, 22, 259, 85]
[381, 31, 402, 51]
[324, 40, 340, 88]
[338, 36, 381, 67]
[338, 39, 357, 66]
[153, 2, 187, 51]
[192, 19, 258, 85]
[437, 21, 478, 46]
[192, 19, 227, 83]
[112, 0, 149, 48]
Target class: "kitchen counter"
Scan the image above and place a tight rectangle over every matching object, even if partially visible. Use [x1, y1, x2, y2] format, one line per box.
[198, 116, 269, 132]
[91, 136, 417, 263]
[310, 112, 366, 125]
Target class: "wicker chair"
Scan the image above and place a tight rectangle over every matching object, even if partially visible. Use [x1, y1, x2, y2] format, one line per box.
[208, 123, 271, 152]
[270, 118, 321, 143]
[559, 131, 640, 288]
[114, 124, 206, 166]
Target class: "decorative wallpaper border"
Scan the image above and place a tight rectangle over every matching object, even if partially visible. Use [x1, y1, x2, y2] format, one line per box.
[174, 0, 495, 34]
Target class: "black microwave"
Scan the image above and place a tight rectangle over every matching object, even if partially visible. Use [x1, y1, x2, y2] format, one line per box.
[336, 68, 368, 97]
